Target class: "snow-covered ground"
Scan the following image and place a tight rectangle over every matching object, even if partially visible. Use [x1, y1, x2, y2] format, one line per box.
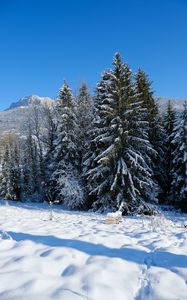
[0, 200, 187, 300]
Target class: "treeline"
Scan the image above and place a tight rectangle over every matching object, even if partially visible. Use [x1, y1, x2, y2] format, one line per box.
[0, 53, 186, 214]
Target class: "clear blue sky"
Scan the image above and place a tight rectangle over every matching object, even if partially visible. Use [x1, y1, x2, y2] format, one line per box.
[0, 0, 187, 110]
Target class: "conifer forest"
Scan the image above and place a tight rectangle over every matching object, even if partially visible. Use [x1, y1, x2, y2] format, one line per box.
[0, 54, 186, 214]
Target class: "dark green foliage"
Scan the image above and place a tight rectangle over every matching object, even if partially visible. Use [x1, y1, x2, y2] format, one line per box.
[0, 53, 185, 214]
[0, 145, 11, 199]
[46, 81, 84, 208]
[171, 101, 187, 210]
[0, 142, 22, 200]
[163, 100, 176, 197]
[135, 69, 167, 199]
[77, 82, 93, 173]
[85, 54, 156, 214]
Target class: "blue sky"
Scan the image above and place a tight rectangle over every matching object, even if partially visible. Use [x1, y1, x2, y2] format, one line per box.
[0, 0, 187, 110]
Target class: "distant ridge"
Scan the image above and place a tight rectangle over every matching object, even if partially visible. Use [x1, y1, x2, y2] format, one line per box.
[3, 95, 186, 113]
[155, 97, 186, 111]
[0, 95, 54, 137]
[0, 95, 186, 137]
[5, 95, 53, 111]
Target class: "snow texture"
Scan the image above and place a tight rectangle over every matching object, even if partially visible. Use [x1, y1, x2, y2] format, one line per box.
[0, 200, 187, 300]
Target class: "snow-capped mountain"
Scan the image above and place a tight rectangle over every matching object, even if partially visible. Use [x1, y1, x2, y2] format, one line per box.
[0, 95, 186, 137]
[0, 95, 53, 136]
[5, 95, 53, 111]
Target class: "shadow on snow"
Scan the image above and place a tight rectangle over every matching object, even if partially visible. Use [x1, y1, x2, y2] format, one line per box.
[7, 231, 187, 269]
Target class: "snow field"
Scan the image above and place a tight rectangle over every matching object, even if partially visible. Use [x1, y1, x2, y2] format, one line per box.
[0, 200, 187, 300]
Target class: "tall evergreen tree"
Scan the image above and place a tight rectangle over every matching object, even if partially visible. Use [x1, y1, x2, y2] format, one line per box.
[171, 101, 187, 211]
[9, 143, 22, 200]
[42, 104, 58, 199]
[86, 53, 156, 214]
[82, 78, 110, 208]
[29, 106, 45, 185]
[0, 141, 22, 200]
[22, 128, 41, 198]
[76, 82, 93, 173]
[135, 68, 167, 199]
[42, 104, 57, 158]
[47, 81, 84, 208]
[163, 100, 176, 197]
[0, 145, 11, 199]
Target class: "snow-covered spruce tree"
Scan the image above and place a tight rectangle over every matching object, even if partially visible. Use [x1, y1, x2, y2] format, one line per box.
[47, 81, 84, 208]
[41, 104, 58, 199]
[86, 53, 156, 214]
[42, 104, 57, 160]
[28, 106, 46, 185]
[171, 101, 187, 211]
[9, 143, 22, 200]
[0, 145, 11, 199]
[21, 127, 41, 199]
[0, 141, 22, 200]
[163, 100, 176, 198]
[135, 68, 167, 199]
[82, 78, 110, 208]
[76, 82, 93, 173]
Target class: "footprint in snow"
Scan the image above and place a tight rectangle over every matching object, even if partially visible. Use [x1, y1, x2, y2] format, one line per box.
[40, 249, 53, 257]
[61, 264, 77, 276]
